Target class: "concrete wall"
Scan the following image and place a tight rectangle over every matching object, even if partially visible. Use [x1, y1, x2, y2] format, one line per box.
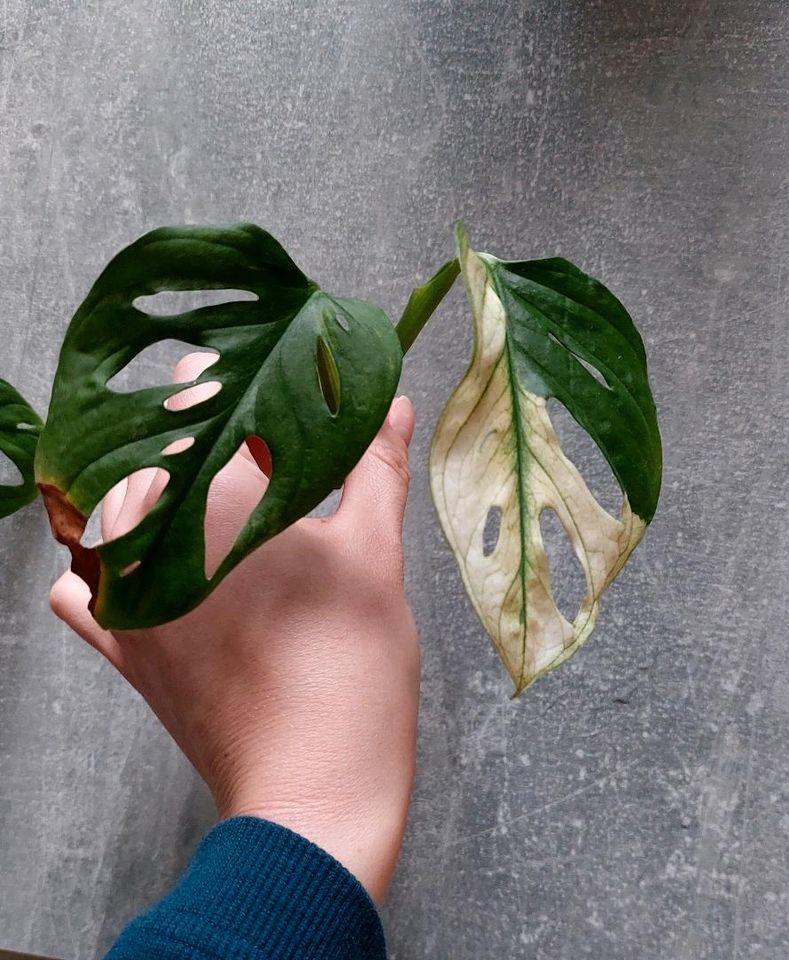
[0, 2, 787, 957]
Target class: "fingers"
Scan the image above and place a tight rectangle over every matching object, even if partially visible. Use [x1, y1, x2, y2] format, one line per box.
[103, 351, 219, 539]
[170, 350, 219, 395]
[334, 396, 414, 547]
[110, 466, 170, 539]
[96, 349, 268, 589]
[101, 476, 128, 541]
[50, 571, 125, 672]
[170, 352, 270, 482]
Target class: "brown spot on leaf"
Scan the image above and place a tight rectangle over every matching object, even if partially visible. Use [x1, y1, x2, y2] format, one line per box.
[39, 483, 101, 610]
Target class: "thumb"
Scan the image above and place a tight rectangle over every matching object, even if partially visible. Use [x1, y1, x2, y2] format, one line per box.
[335, 396, 415, 543]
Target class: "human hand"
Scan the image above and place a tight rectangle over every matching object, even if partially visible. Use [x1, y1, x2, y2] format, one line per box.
[50, 352, 420, 904]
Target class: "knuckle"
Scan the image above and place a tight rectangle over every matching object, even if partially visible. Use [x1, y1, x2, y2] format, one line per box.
[368, 438, 410, 486]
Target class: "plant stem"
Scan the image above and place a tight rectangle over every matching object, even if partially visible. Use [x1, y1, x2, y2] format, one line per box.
[396, 257, 460, 355]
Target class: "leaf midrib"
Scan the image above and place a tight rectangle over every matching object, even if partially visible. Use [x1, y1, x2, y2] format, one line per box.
[498, 284, 532, 692]
[494, 266, 630, 684]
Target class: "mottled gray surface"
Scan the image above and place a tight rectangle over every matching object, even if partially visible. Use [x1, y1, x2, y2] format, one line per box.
[0, 1, 786, 957]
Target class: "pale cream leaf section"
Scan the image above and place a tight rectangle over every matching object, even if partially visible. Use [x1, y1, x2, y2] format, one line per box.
[429, 237, 646, 695]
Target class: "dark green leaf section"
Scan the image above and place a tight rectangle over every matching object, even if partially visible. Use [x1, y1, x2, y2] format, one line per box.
[0, 379, 42, 518]
[396, 258, 460, 354]
[482, 254, 662, 522]
[36, 224, 403, 629]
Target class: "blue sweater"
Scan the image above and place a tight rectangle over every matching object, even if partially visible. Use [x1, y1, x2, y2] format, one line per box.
[105, 817, 386, 959]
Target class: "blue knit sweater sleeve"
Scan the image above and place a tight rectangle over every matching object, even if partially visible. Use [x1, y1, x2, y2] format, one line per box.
[104, 816, 387, 959]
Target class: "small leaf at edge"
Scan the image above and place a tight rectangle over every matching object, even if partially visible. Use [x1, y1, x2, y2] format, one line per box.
[0, 379, 42, 518]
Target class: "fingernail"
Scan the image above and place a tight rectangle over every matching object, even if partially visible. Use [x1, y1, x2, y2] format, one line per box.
[388, 395, 414, 443]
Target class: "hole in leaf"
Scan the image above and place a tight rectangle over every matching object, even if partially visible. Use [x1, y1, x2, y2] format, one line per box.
[80, 468, 171, 547]
[120, 560, 141, 577]
[245, 435, 272, 476]
[482, 505, 502, 557]
[546, 400, 622, 516]
[204, 436, 271, 579]
[309, 488, 342, 519]
[539, 507, 586, 622]
[133, 289, 257, 316]
[573, 353, 608, 388]
[106, 341, 219, 393]
[162, 436, 196, 456]
[316, 336, 341, 416]
[547, 332, 609, 388]
[334, 313, 350, 332]
[164, 380, 222, 411]
[80, 497, 105, 549]
[0, 450, 23, 486]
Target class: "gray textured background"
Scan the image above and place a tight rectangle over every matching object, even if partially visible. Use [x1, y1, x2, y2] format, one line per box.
[0, 1, 786, 957]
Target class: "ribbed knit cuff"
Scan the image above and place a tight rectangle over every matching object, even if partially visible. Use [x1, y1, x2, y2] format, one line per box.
[105, 816, 386, 960]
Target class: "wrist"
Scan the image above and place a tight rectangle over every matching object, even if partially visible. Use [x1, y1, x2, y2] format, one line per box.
[219, 792, 409, 904]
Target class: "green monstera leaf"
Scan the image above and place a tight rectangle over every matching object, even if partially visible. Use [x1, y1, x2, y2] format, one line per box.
[430, 227, 661, 695]
[0, 379, 42, 517]
[36, 224, 403, 629]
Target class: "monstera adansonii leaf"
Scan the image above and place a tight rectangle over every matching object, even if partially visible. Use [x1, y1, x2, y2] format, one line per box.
[0, 379, 42, 517]
[430, 227, 661, 695]
[35, 224, 403, 629]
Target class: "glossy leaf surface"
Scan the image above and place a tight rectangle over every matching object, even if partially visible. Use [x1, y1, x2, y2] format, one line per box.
[430, 227, 661, 694]
[0, 379, 42, 517]
[36, 224, 403, 629]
